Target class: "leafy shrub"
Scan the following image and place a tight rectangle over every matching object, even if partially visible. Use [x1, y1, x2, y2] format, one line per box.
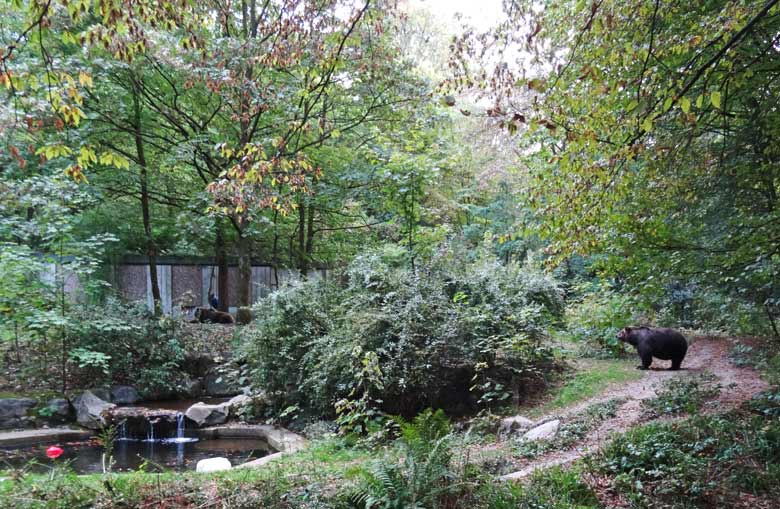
[240, 246, 564, 418]
[661, 290, 772, 337]
[63, 298, 186, 394]
[564, 282, 648, 356]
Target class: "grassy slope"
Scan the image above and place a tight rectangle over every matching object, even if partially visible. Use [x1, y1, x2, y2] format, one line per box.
[521, 358, 642, 418]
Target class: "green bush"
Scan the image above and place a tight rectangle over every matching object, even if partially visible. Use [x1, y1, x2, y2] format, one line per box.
[658, 290, 772, 337]
[240, 246, 564, 418]
[64, 298, 186, 395]
[564, 282, 647, 356]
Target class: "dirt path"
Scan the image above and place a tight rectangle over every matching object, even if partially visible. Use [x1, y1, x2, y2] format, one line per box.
[499, 337, 769, 481]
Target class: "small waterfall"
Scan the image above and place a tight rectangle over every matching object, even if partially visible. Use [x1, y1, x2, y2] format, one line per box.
[167, 411, 197, 444]
[147, 420, 155, 442]
[176, 412, 185, 440]
[119, 421, 128, 441]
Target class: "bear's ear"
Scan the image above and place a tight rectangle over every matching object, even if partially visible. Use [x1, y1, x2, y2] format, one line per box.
[624, 326, 633, 332]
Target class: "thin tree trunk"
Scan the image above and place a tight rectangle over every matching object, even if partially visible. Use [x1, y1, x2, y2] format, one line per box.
[215, 221, 229, 312]
[766, 303, 780, 341]
[298, 199, 307, 277]
[305, 203, 315, 272]
[236, 232, 253, 323]
[237, 236, 252, 305]
[272, 209, 280, 290]
[132, 76, 162, 315]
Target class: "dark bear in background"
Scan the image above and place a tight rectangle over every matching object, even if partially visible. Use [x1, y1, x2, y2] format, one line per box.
[617, 326, 688, 370]
[194, 307, 235, 324]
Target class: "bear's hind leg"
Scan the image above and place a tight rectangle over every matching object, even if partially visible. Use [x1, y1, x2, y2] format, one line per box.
[670, 358, 682, 370]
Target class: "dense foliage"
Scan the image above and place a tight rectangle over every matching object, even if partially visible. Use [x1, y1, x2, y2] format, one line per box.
[241, 245, 564, 419]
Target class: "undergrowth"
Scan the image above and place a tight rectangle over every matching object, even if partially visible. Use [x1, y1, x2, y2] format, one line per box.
[513, 399, 622, 461]
[643, 374, 720, 417]
[593, 408, 780, 508]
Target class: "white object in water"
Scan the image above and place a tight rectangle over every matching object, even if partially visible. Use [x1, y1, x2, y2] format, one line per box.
[196, 457, 232, 473]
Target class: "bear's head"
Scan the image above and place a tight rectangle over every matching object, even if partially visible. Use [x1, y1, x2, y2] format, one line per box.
[616, 326, 633, 342]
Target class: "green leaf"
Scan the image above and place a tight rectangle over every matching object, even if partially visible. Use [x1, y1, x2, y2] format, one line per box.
[711, 91, 721, 109]
[680, 96, 690, 114]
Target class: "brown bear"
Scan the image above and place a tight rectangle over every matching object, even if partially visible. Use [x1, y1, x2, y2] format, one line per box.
[194, 307, 235, 324]
[617, 326, 688, 370]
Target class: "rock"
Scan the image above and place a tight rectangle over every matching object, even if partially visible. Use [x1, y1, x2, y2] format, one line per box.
[0, 398, 37, 419]
[89, 388, 112, 402]
[499, 415, 534, 437]
[203, 371, 240, 397]
[224, 394, 252, 418]
[0, 398, 37, 429]
[522, 419, 560, 442]
[196, 457, 232, 473]
[184, 402, 228, 427]
[74, 390, 116, 429]
[178, 378, 203, 398]
[45, 399, 72, 422]
[111, 386, 140, 405]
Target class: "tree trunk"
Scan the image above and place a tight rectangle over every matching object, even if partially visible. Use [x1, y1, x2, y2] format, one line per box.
[237, 235, 252, 305]
[236, 232, 253, 324]
[298, 199, 307, 277]
[215, 221, 229, 312]
[132, 76, 162, 315]
[305, 203, 315, 272]
[272, 210, 280, 290]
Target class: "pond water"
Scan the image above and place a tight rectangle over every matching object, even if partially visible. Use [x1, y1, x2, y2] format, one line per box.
[0, 437, 272, 474]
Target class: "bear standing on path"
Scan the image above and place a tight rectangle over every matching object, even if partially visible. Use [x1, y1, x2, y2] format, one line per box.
[617, 326, 688, 370]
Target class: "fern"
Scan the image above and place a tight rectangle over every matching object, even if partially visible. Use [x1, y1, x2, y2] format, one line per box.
[347, 409, 457, 508]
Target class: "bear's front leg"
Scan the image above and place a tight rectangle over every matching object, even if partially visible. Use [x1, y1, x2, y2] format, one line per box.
[637, 350, 653, 370]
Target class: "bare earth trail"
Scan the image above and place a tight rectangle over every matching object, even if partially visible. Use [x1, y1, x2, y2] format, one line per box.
[499, 337, 769, 481]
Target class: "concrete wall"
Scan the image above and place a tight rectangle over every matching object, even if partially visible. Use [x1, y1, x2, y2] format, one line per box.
[115, 262, 327, 315]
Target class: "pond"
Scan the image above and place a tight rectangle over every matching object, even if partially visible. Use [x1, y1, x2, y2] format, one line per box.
[0, 437, 273, 474]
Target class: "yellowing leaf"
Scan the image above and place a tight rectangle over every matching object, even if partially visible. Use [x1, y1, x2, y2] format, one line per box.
[640, 117, 653, 132]
[78, 71, 93, 88]
[680, 96, 690, 114]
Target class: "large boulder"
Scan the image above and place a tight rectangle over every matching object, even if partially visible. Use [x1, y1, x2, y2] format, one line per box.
[88, 388, 112, 402]
[203, 371, 240, 397]
[74, 390, 116, 429]
[184, 402, 228, 427]
[224, 394, 252, 418]
[522, 419, 560, 442]
[111, 385, 141, 405]
[196, 457, 232, 473]
[0, 398, 37, 429]
[498, 415, 534, 438]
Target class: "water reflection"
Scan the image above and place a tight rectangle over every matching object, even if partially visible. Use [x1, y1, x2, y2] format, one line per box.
[0, 438, 272, 474]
